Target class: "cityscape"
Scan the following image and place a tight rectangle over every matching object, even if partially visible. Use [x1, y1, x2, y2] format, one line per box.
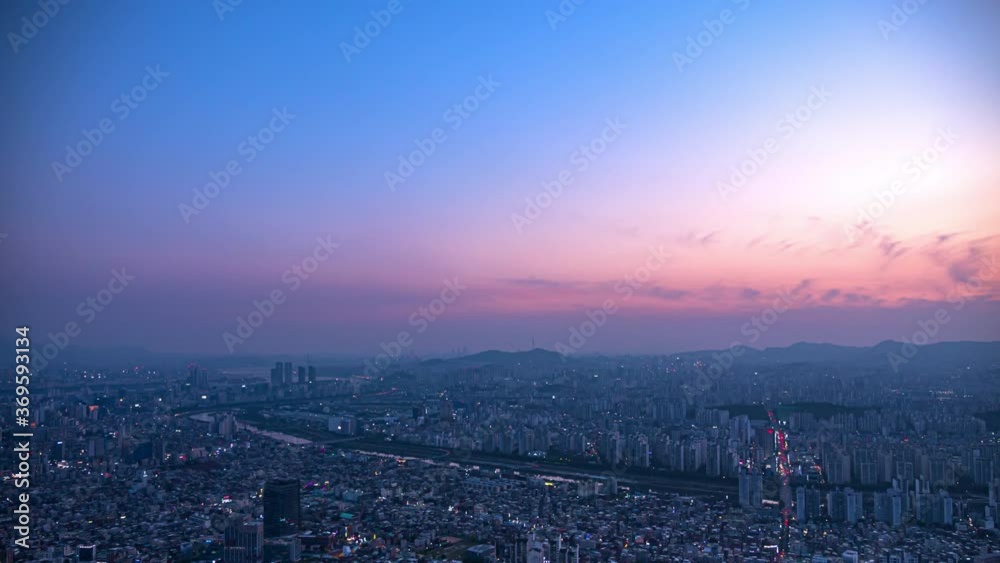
[1, 344, 1000, 561]
[2, 0, 999, 562]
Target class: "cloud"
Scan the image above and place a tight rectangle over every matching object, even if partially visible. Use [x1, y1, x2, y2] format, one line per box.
[793, 279, 813, 293]
[646, 286, 690, 301]
[775, 239, 797, 253]
[936, 232, 959, 245]
[878, 236, 907, 262]
[842, 292, 881, 305]
[947, 261, 978, 284]
[499, 277, 574, 289]
[679, 230, 719, 247]
[940, 237, 998, 284]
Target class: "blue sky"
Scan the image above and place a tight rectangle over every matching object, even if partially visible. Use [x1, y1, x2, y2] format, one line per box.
[1, 0, 998, 355]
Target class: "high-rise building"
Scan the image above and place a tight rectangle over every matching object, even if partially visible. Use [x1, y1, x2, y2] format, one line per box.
[188, 365, 209, 388]
[307, 365, 317, 385]
[224, 517, 263, 563]
[826, 448, 851, 485]
[629, 434, 651, 468]
[859, 461, 878, 485]
[739, 470, 762, 508]
[263, 479, 301, 537]
[283, 362, 293, 385]
[827, 488, 847, 521]
[297, 365, 306, 384]
[796, 487, 807, 522]
[270, 362, 284, 387]
[875, 487, 903, 527]
[796, 486, 822, 522]
[604, 432, 623, 466]
[974, 458, 995, 485]
[826, 487, 862, 523]
[846, 488, 863, 523]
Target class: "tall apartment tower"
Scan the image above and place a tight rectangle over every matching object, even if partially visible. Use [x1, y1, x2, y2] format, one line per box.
[263, 479, 301, 537]
[224, 517, 263, 563]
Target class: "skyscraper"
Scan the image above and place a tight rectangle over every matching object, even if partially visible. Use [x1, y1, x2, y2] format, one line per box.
[224, 517, 263, 563]
[188, 365, 208, 388]
[263, 479, 301, 537]
[739, 470, 762, 508]
[846, 488, 863, 523]
[796, 487, 822, 523]
[796, 486, 807, 522]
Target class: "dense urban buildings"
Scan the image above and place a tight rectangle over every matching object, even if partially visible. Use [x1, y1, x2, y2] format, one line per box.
[2, 343, 999, 560]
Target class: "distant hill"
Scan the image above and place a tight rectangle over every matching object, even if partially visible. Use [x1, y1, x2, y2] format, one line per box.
[424, 340, 1000, 371]
[423, 348, 564, 367]
[43, 340, 1000, 374]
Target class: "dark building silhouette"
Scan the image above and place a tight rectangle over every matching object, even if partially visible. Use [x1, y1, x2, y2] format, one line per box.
[263, 479, 301, 537]
[188, 365, 208, 388]
[224, 517, 263, 562]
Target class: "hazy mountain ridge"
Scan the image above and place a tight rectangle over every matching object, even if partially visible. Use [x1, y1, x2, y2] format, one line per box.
[38, 341, 1000, 371]
[436, 341, 1000, 370]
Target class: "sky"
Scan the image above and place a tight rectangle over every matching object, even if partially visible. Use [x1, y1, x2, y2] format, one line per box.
[1, 0, 999, 357]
